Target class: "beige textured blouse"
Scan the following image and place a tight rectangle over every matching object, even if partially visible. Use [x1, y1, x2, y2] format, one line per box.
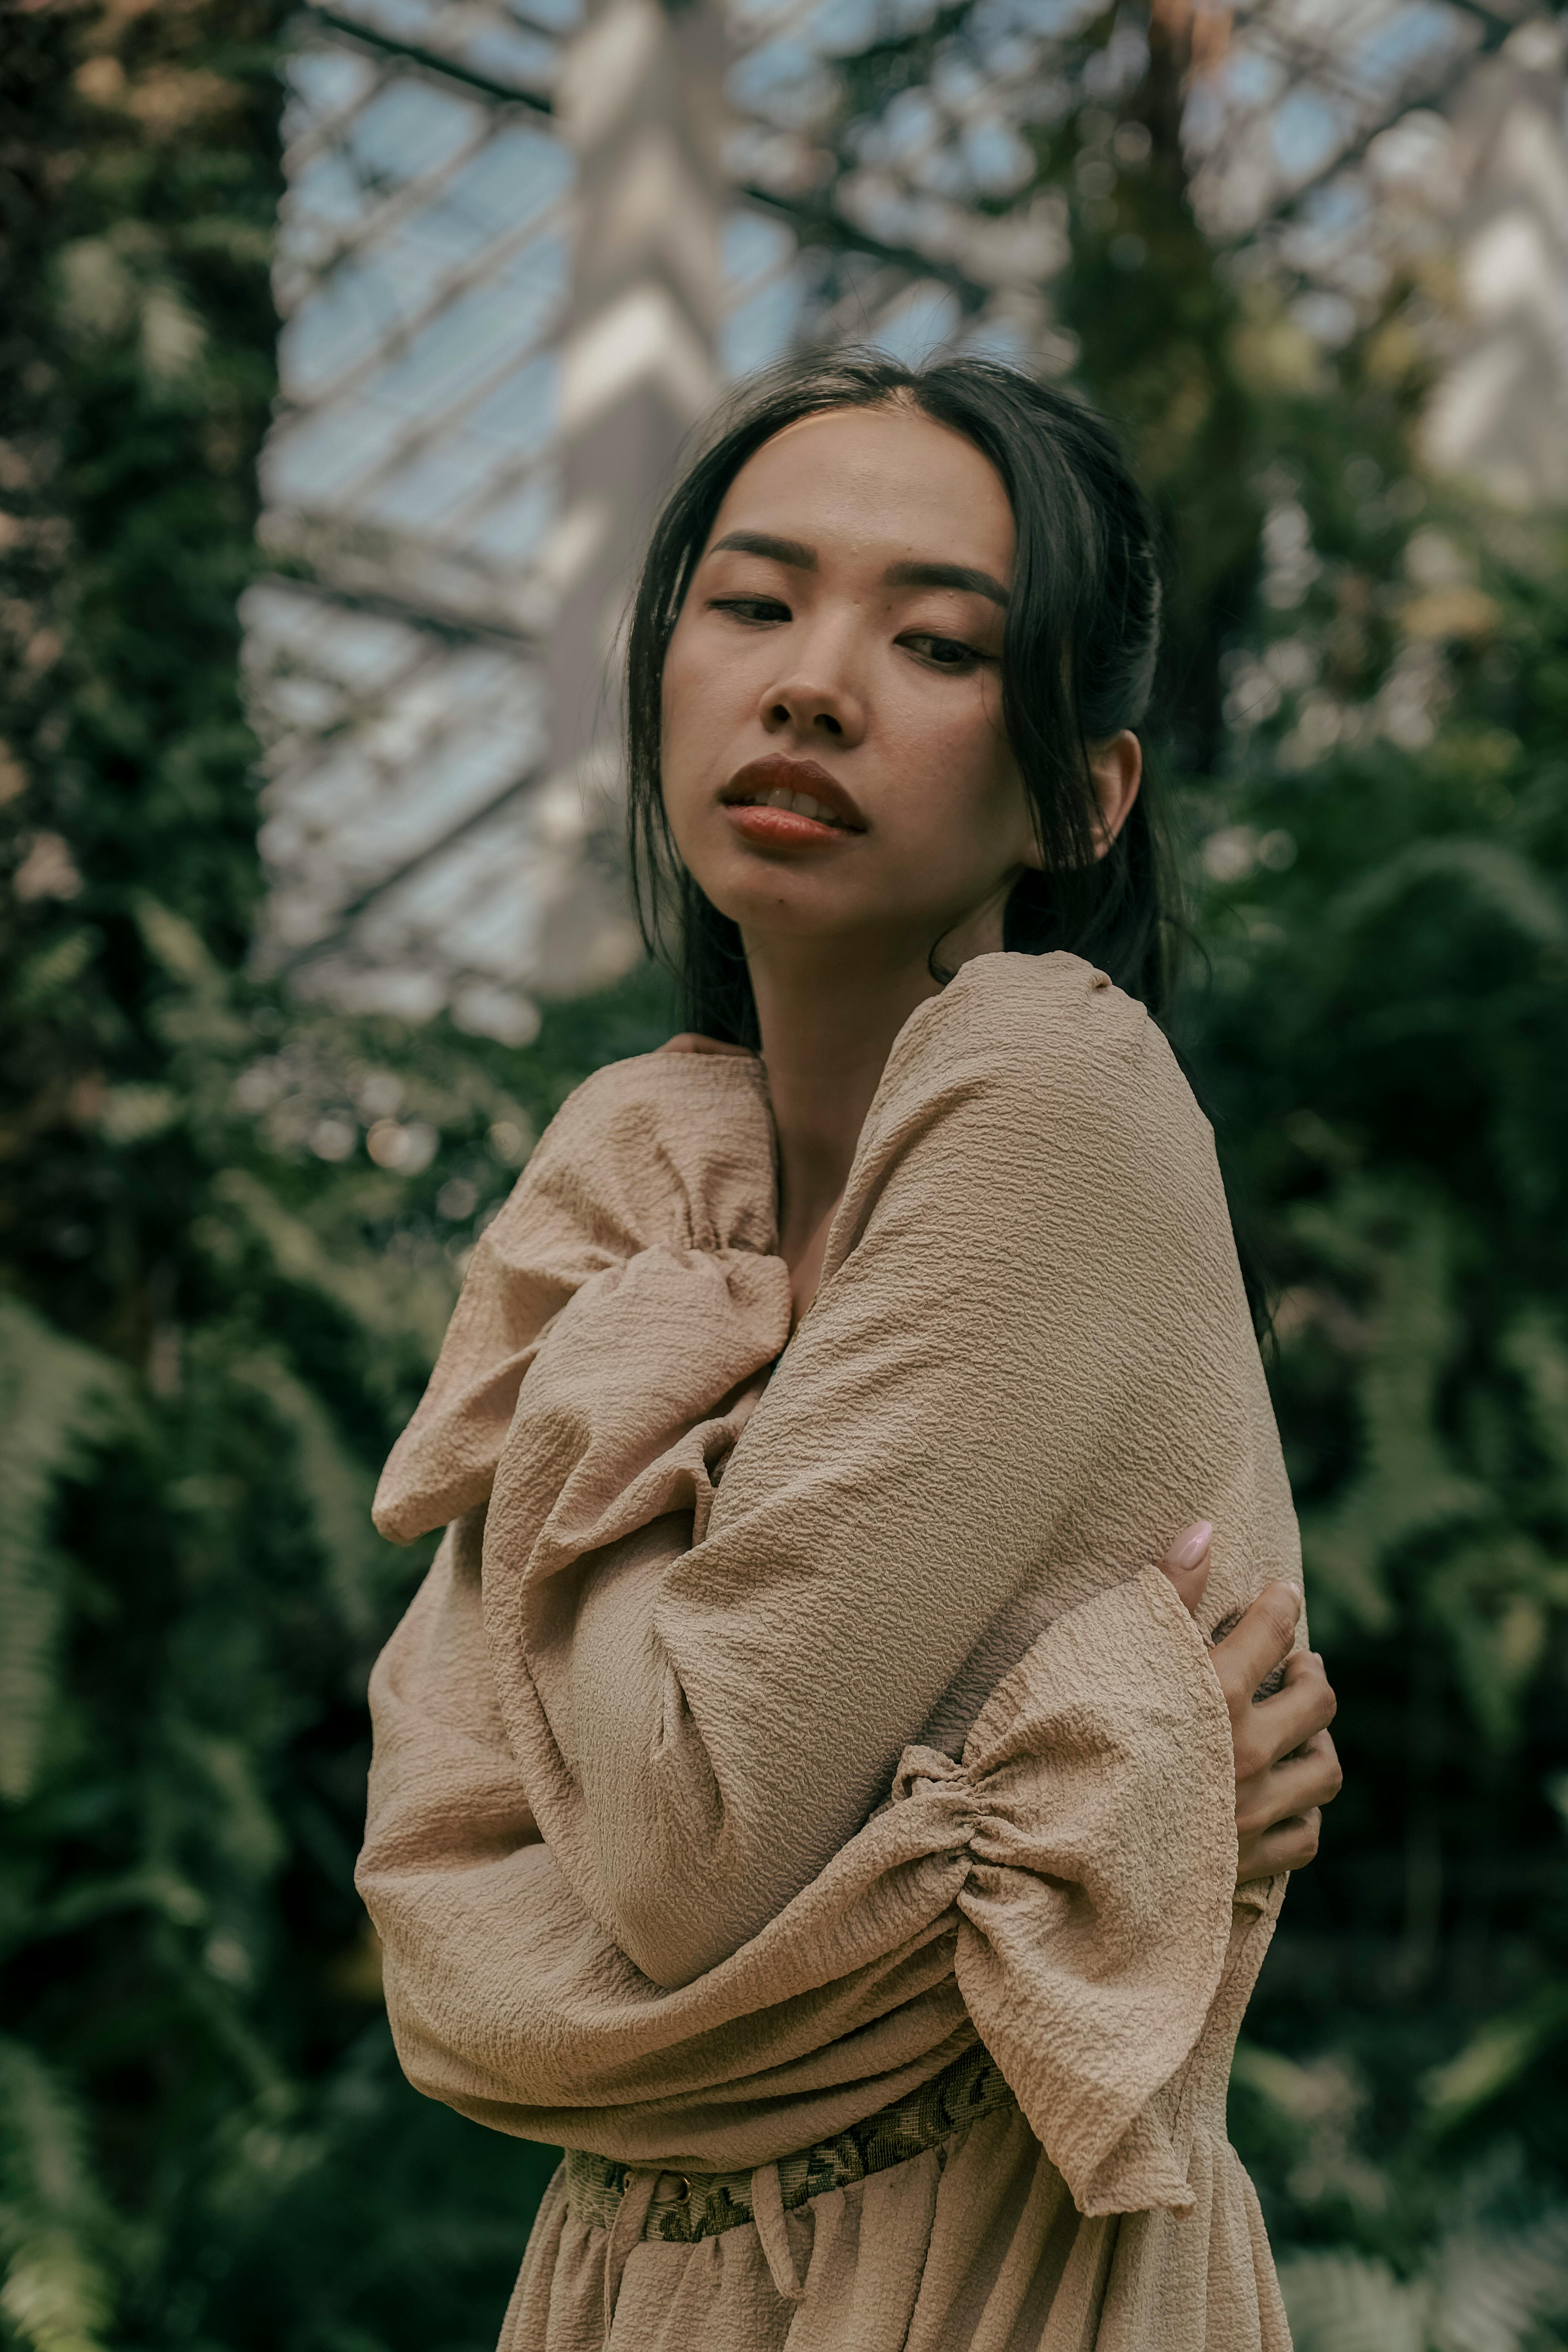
[357, 951, 1300, 2351]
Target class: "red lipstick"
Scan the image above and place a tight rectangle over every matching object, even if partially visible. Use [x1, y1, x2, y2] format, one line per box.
[720, 756, 867, 852]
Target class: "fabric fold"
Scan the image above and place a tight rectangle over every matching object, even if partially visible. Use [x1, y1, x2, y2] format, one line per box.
[358, 950, 1303, 2349]
[363, 1530, 1243, 2202]
[945, 1566, 1239, 2216]
[374, 1051, 781, 1544]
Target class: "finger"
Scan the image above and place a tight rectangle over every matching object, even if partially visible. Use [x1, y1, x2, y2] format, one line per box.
[1237, 1807, 1322, 1883]
[1210, 1580, 1302, 1715]
[1234, 1655, 1337, 1770]
[1290, 1729, 1342, 1808]
[1239, 1802, 1325, 1879]
[1237, 1736, 1343, 1835]
[1155, 1521, 1213, 1619]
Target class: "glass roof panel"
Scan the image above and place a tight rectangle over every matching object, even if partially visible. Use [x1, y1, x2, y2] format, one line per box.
[252, 0, 1525, 1027]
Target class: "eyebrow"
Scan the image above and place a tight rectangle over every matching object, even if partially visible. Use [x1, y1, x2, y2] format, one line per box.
[709, 534, 1010, 608]
[710, 530, 817, 568]
[885, 559, 1009, 608]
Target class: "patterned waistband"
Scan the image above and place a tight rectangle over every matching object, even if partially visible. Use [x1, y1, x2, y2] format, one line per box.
[562, 2042, 1016, 2246]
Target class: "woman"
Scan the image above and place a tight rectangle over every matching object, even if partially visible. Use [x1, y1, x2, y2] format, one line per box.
[356, 355, 1342, 2350]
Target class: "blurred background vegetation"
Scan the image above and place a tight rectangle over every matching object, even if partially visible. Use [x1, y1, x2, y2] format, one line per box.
[1, 0, 1565, 2347]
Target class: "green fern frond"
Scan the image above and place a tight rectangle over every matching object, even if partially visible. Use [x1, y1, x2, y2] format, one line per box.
[210, 1168, 454, 1361]
[1425, 1534, 1563, 1749]
[0, 2230, 112, 2352]
[0, 2040, 115, 2352]
[1330, 838, 1568, 953]
[132, 895, 220, 988]
[1279, 2248, 1427, 2352]
[1424, 1985, 1568, 2132]
[1298, 1186, 1489, 1634]
[227, 1351, 392, 1636]
[7, 933, 100, 1015]
[1430, 2206, 1568, 2352]
[1501, 1309, 1568, 1504]
[164, 1723, 288, 1885]
[0, 1301, 124, 1805]
[1281, 2203, 1568, 2352]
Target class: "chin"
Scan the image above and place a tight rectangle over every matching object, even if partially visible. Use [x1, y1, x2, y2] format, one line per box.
[703, 876, 855, 935]
[682, 836, 847, 921]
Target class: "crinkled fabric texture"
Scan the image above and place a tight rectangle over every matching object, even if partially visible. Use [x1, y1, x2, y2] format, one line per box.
[357, 952, 1300, 2350]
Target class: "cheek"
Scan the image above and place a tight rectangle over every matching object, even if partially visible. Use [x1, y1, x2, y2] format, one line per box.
[659, 631, 703, 761]
[659, 637, 714, 828]
[661, 625, 759, 788]
[658, 630, 756, 876]
[887, 677, 1024, 856]
[673, 606, 775, 694]
[894, 659, 1003, 764]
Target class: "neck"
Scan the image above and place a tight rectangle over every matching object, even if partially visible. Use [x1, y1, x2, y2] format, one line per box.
[749, 939, 932, 1263]
[745, 899, 1005, 1270]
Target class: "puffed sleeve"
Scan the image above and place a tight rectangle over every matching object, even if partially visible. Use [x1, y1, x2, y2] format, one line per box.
[473, 953, 1299, 1988]
[372, 1046, 784, 1540]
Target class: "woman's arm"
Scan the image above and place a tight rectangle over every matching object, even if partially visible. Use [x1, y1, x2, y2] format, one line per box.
[661, 1029, 1344, 1894]
[479, 955, 1306, 1986]
[374, 1047, 781, 1542]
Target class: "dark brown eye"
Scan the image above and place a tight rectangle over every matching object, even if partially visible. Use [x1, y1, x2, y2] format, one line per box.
[709, 596, 790, 625]
[903, 632, 983, 671]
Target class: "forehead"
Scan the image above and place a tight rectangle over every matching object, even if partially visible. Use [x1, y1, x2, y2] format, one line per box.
[712, 403, 1015, 575]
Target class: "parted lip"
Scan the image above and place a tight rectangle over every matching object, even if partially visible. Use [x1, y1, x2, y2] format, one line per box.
[720, 755, 867, 831]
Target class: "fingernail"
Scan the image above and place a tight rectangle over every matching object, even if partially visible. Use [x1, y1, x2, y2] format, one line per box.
[1282, 1582, 1303, 1608]
[1174, 1520, 1213, 1569]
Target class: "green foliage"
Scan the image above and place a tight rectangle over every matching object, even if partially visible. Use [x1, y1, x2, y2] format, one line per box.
[1279, 2180, 1568, 2352]
[0, 5, 670, 2345]
[3, 0, 1566, 2346]
[1183, 403, 1568, 2327]
[0, 1300, 125, 1806]
[0, 2036, 119, 2352]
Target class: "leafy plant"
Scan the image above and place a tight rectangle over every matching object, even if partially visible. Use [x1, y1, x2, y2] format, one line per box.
[0, 6, 667, 2344]
[3, 0, 1566, 2345]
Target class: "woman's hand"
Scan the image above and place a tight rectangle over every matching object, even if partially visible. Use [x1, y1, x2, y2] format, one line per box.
[1158, 1522, 1342, 1886]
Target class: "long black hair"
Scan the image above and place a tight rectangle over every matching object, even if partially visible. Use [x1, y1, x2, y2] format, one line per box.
[624, 349, 1181, 1048]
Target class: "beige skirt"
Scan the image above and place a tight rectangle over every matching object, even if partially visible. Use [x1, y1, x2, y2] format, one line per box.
[497, 2049, 1287, 2352]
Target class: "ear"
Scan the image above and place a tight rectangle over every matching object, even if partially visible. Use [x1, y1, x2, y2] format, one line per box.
[1088, 731, 1142, 858]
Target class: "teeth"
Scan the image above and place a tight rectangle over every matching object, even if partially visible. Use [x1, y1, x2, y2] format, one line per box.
[751, 785, 845, 825]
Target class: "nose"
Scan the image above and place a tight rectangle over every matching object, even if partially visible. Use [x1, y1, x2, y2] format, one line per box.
[757, 621, 866, 748]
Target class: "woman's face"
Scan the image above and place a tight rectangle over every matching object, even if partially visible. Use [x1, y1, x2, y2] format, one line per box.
[659, 401, 1043, 967]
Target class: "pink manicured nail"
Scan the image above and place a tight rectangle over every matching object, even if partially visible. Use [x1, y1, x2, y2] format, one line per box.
[1174, 1521, 1213, 1570]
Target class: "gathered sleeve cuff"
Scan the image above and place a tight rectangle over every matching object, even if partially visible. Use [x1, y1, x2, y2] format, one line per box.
[889, 1565, 1239, 2216]
[360, 1542, 1244, 2212]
